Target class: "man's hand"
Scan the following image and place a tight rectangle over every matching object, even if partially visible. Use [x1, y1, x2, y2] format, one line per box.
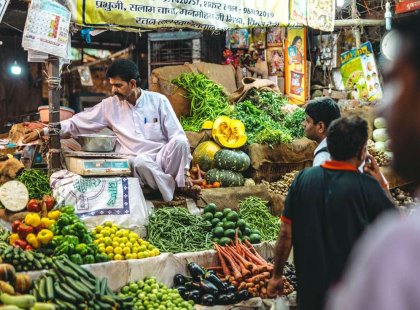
[267, 276, 284, 297]
[364, 154, 389, 189]
[23, 129, 42, 144]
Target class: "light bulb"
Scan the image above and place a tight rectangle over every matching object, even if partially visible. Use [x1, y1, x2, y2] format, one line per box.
[11, 61, 22, 75]
[337, 0, 345, 7]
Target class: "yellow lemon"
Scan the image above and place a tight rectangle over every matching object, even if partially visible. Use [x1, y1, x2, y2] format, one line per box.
[104, 221, 113, 228]
[95, 225, 104, 233]
[105, 246, 114, 254]
[101, 229, 110, 237]
[112, 241, 119, 248]
[138, 245, 147, 252]
[151, 249, 160, 256]
[129, 238, 137, 244]
[137, 252, 146, 259]
[122, 230, 130, 238]
[129, 233, 138, 240]
[132, 247, 139, 254]
[147, 244, 155, 250]
[125, 253, 133, 260]
[143, 250, 150, 258]
[98, 246, 106, 253]
[114, 254, 124, 260]
[104, 237, 112, 246]
[116, 230, 123, 237]
[125, 242, 133, 248]
[123, 247, 131, 255]
[120, 237, 128, 244]
[108, 253, 114, 260]
[95, 234, 103, 240]
[119, 243, 126, 249]
[131, 253, 138, 259]
[94, 239, 100, 245]
[114, 247, 123, 255]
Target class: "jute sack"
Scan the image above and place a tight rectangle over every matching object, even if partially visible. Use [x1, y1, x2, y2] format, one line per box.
[229, 77, 280, 103]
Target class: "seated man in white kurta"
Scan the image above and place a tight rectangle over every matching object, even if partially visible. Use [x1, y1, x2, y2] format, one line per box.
[24, 59, 193, 202]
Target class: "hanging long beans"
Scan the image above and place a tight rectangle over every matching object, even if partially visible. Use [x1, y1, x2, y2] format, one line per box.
[238, 197, 280, 241]
[147, 207, 213, 253]
[16, 169, 51, 199]
[172, 73, 231, 132]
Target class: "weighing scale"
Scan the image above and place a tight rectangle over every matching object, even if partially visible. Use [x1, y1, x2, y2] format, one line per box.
[64, 151, 131, 176]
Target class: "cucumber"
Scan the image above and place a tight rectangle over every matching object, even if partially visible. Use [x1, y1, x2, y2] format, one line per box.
[0, 293, 36, 308]
[100, 295, 117, 305]
[55, 299, 77, 310]
[54, 261, 79, 279]
[95, 278, 101, 296]
[37, 277, 47, 302]
[94, 300, 113, 310]
[45, 276, 55, 301]
[100, 278, 108, 296]
[60, 282, 84, 303]
[66, 277, 92, 299]
[79, 276, 95, 292]
[62, 259, 93, 281]
[54, 283, 77, 303]
[31, 302, 57, 310]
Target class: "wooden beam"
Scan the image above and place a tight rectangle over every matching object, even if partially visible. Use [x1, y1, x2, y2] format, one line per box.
[335, 18, 385, 27]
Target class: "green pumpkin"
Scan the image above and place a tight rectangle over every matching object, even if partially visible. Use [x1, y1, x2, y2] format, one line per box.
[192, 141, 221, 172]
[214, 149, 251, 172]
[205, 168, 245, 187]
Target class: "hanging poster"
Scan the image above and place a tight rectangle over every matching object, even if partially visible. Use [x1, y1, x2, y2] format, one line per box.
[307, 0, 335, 31]
[285, 27, 307, 104]
[226, 29, 249, 49]
[267, 27, 285, 47]
[250, 27, 266, 49]
[340, 42, 382, 101]
[290, 0, 307, 25]
[267, 47, 285, 76]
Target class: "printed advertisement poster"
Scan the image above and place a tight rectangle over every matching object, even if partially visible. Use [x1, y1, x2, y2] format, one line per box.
[226, 29, 249, 49]
[267, 47, 285, 76]
[340, 42, 382, 101]
[285, 27, 307, 104]
[290, 0, 307, 25]
[307, 0, 335, 31]
[267, 26, 285, 47]
[250, 27, 266, 49]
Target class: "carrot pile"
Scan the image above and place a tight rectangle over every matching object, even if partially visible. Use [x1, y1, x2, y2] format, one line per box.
[211, 235, 294, 298]
[190, 164, 221, 189]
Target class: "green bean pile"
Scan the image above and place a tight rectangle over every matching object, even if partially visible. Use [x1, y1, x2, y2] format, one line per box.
[172, 73, 231, 132]
[147, 207, 213, 253]
[238, 197, 280, 241]
[17, 169, 52, 200]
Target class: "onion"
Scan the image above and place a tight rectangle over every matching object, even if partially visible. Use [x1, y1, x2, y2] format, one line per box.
[374, 141, 386, 153]
[373, 128, 388, 142]
[374, 117, 387, 129]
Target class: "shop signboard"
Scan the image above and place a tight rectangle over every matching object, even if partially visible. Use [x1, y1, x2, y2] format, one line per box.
[395, 0, 420, 14]
[68, 0, 335, 32]
[285, 27, 307, 104]
[340, 42, 383, 101]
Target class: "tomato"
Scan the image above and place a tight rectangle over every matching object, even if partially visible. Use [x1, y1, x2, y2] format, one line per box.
[213, 181, 221, 188]
[26, 199, 40, 212]
[42, 195, 55, 211]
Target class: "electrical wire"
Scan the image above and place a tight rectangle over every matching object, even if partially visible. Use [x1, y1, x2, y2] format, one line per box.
[2, 22, 23, 33]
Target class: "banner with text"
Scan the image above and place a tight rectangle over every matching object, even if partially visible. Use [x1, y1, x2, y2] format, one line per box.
[68, 0, 334, 32]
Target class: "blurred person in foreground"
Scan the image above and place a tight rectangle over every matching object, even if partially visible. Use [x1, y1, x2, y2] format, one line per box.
[267, 116, 395, 310]
[327, 13, 420, 310]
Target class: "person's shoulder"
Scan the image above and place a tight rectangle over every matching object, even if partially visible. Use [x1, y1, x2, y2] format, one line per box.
[143, 90, 168, 102]
[358, 173, 384, 188]
[100, 96, 118, 106]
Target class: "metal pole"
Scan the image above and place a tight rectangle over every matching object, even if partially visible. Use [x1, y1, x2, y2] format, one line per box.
[47, 56, 61, 171]
[334, 19, 385, 27]
[351, 0, 361, 48]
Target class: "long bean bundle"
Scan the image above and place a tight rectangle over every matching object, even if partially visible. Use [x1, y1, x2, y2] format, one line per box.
[147, 207, 213, 253]
[172, 73, 231, 132]
[238, 197, 280, 241]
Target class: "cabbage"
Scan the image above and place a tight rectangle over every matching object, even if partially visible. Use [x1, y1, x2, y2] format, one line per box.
[374, 117, 387, 129]
[374, 141, 386, 153]
[373, 128, 388, 142]
[385, 139, 392, 152]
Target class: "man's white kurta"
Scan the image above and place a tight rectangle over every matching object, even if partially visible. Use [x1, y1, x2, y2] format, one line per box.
[59, 90, 191, 201]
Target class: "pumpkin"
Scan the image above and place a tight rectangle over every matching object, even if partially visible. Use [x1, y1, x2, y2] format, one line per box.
[212, 116, 247, 149]
[201, 120, 214, 130]
[0, 264, 16, 284]
[0, 280, 15, 295]
[214, 149, 251, 172]
[192, 141, 221, 172]
[205, 168, 245, 187]
[14, 274, 32, 294]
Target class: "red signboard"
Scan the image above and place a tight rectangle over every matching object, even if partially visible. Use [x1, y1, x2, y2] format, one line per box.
[396, 0, 420, 14]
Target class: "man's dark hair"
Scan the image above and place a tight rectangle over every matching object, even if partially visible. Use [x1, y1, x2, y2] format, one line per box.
[394, 13, 420, 74]
[106, 59, 141, 86]
[327, 116, 368, 161]
[305, 97, 341, 128]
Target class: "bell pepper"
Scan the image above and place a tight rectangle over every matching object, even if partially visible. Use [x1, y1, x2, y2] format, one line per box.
[95, 253, 110, 263]
[37, 229, 54, 245]
[81, 234, 93, 245]
[25, 245, 33, 251]
[42, 195, 55, 211]
[75, 243, 88, 256]
[55, 242, 70, 255]
[40, 217, 55, 229]
[83, 254, 95, 264]
[61, 206, 75, 214]
[56, 215, 70, 228]
[70, 254, 83, 265]
[25, 213, 41, 228]
[26, 233, 41, 249]
[63, 235, 79, 246]
[26, 199, 41, 212]
[47, 210, 61, 220]
[51, 235, 63, 247]
[11, 220, 21, 233]
[17, 224, 34, 240]
[13, 239, 27, 249]
[9, 233, 20, 245]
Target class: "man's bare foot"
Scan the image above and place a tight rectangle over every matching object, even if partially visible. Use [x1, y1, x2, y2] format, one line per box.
[176, 184, 202, 200]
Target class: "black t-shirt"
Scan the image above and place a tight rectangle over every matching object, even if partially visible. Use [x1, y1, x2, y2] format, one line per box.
[282, 162, 395, 310]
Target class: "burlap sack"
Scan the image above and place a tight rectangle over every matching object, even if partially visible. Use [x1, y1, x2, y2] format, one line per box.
[339, 102, 376, 139]
[185, 130, 212, 150]
[192, 62, 237, 94]
[229, 77, 280, 103]
[247, 138, 317, 170]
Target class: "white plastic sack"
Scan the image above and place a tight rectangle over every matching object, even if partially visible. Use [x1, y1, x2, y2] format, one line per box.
[50, 170, 151, 237]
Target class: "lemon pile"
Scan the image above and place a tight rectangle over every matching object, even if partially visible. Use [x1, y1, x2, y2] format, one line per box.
[93, 221, 160, 261]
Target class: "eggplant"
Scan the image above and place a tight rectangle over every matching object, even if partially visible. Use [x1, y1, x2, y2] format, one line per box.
[216, 294, 230, 305]
[199, 279, 219, 296]
[187, 262, 206, 280]
[190, 282, 202, 291]
[225, 284, 236, 294]
[205, 273, 227, 291]
[201, 293, 216, 306]
[176, 286, 187, 298]
[173, 274, 187, 287]
[226, 292, 237, 304]
[186, 289, 201, 304]
[236, 289, 250, 301]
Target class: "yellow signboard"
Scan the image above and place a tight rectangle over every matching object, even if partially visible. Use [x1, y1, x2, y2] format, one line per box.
[69, 0, 290, 31]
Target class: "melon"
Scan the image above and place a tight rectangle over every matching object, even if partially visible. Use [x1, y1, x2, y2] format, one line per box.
[192, 141, 221, 172]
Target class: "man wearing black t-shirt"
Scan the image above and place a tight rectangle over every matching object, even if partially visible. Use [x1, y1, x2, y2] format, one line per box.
[267, 116, 394, 310]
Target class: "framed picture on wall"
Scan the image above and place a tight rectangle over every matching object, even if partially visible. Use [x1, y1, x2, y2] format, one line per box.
[267, 27, 285, 47]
